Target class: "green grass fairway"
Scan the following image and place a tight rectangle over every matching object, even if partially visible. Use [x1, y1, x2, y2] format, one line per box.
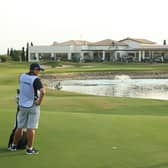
[1, 62, 168, 168]
[1, 61, 168, 74]
[45, 62, 168, 73]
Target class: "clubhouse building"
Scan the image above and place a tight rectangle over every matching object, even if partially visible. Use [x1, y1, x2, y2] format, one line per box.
[28, 37, 168, 63]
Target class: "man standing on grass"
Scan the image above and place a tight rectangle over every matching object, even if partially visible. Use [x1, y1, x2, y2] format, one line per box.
[9, 63, 45, 155]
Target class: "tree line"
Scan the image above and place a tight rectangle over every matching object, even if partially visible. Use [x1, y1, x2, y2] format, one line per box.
[0, 42, 33, 62]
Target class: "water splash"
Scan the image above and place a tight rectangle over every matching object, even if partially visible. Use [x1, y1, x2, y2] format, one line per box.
[114, 75, 131, 80]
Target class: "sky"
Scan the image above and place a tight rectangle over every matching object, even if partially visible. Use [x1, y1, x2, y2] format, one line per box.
[0, 0, 168, 54]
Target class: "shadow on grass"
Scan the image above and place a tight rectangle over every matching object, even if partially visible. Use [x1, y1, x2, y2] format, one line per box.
[145, 162, 168, 168]
[0, 147, 24, 157]
[0, 147, 9, 153]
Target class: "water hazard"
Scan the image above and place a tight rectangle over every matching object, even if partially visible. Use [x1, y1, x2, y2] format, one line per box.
[47, 75, 168, 100]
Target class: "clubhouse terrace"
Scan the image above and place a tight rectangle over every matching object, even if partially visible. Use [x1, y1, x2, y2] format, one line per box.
[28, 37, 168, 63]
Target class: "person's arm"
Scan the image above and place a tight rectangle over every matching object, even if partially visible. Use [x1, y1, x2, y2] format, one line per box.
[35, 87, 45, 105]
[33, 78, 46, 105]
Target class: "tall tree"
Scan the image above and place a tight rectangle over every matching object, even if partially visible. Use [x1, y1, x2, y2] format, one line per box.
[10, 48, 14, 58]
[13, 50, 22, 61]
[7, 48, 10, 56]
[26, 42, 29, 62]
[21, 47, 25, 61]
[163, 40, 167, 45]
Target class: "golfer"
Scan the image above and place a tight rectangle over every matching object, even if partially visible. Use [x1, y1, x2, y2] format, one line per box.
[9, 63, 45, 155]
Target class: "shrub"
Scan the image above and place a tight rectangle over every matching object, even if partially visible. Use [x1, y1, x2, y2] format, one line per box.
[0, 55, 8, 62]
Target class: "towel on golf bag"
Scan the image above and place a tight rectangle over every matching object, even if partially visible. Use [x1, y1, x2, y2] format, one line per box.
[8, 105, 27, 149]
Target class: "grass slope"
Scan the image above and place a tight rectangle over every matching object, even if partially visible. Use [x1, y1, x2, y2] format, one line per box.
[0, 62, 168, 168]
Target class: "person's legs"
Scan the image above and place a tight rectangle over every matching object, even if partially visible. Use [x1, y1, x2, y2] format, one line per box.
[9, 128, 23, 151]
[13, 128, 23, 145]
[26, 128, 39, 154]
[26, 105, 40, 154]
[9, 107, 28, 151]
[27, 128, 35, 148]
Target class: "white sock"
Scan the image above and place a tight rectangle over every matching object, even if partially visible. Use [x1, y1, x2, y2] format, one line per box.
[28, 147, 33, 150]
[12, 143, 16, 147]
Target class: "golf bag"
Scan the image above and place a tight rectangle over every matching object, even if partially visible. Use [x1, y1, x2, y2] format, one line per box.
[8, 89, 27, 149]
